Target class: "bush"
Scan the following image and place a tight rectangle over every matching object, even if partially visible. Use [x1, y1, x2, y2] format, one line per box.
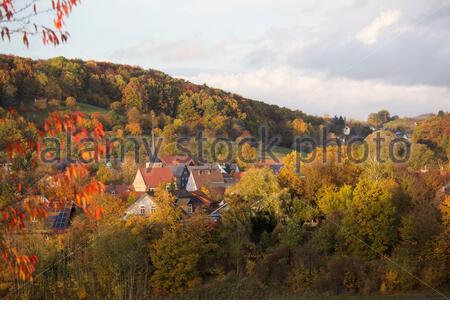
[65, 96, 77, 108]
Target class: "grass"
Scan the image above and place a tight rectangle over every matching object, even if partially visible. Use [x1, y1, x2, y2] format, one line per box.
[272, 146, 293, 159]
[77, 102, 108, 115]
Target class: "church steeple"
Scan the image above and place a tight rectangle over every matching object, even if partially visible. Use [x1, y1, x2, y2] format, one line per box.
[147, 130, 162, 169]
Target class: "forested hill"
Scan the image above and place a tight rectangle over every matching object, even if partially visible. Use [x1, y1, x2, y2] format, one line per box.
[0, 54, 323, 143]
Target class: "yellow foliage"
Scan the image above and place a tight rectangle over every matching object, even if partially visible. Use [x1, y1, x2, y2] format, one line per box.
[125, 122, 142, 136]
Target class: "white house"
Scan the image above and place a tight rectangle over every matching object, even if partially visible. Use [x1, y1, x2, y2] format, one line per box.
[123, 194, 157, 218]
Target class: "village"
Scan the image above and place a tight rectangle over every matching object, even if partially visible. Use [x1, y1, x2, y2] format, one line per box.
[23, 132, 286, 234]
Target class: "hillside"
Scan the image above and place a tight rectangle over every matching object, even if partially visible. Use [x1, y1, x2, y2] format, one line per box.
[0, 54, 323, 146]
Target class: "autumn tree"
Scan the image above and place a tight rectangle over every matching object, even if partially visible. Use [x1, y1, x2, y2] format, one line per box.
[65, 96, 76, 108]
[125, 122, 142, 136]
[237, 142, 257, 169]
[122, 78, 148, 112]
[291, 118, 310, 136]
[228, 168, 285, 217]
[0, 111, 105, 282]
[368, 109, 391, 128]
[150, 214, 217, 295]
[341, 177, 400, 259]
[278, 151, 303, 197]
[92, 223, 149, 299]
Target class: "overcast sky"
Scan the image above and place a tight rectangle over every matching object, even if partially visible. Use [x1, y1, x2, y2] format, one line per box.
[2, 0, 450, 119]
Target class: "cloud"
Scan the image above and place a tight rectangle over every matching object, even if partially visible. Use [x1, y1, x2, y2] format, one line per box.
[184, 66, 450, 119]
[355, 8, 402, 45]
[111, 35, 211, 64]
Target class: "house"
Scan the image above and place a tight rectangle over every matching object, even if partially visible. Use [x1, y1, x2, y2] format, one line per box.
[186, 164, 225, 193]
[104, 184, 134, 200]
[208, 201, 229, 221]
[167, 164, 190, 189]
[45, 201, 76, 232]
[123, 189, 218, 219]
[173, 189, 215, 215]
[123, 193, 157, 218]
[25, 197, 76, 233]
[133, 166, 176, 192]
[217, 163, 240, 175]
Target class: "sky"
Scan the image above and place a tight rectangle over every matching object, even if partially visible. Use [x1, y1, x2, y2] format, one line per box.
[2, 0, 450, 119]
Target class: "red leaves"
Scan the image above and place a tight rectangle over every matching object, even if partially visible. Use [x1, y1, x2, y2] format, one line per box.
[0, 0, 80, 47]
[1, 0, 14, 20]
[54, 164, 105, 221]
[43, 112, 106, 158]
[1, 208, 25, 230]
[53, 0, 79, 31]
[2, 248, 39, 281]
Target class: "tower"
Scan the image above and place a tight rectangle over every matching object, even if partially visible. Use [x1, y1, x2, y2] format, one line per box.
[146, 130, 162, 168]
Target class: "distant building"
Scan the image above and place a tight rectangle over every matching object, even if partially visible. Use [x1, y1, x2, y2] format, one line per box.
[123, 189, 221, 219]
[104, 185, 134, 200]
[123, 193, 157, 218]
[133, 166, 176, 192]
[24, 197, 76, 234]
[167, 164, 190, 189]
[186, 165, 225, 192]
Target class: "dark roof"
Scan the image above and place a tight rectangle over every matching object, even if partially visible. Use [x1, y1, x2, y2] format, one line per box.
[167, 164, 188, 178]
[171, 189, 215, 206]
[45, 201, 74, 231]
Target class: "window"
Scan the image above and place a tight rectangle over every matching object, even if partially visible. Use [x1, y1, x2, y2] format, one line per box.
[187, 204, 193, 215]
[150, 205, 156, 213]
[139, 205, 146, 215]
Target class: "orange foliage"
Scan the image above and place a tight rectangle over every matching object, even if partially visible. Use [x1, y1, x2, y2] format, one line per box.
[1, 111, 105, 281]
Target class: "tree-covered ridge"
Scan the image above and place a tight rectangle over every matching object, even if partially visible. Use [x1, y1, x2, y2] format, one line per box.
[0, 54, 322, 143]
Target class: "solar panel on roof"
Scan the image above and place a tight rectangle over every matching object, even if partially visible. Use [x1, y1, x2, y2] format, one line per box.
[53, 207, 71, 229]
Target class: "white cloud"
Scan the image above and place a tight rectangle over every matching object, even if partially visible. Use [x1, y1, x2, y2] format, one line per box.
[184, 66, 450, 119]
[356, 8, 402, 45]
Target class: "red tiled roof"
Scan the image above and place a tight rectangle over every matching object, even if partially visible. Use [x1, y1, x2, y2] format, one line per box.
[190, 168, 225, 190]
[159, 155, 194, 166]
[139, 167, 175, 189]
